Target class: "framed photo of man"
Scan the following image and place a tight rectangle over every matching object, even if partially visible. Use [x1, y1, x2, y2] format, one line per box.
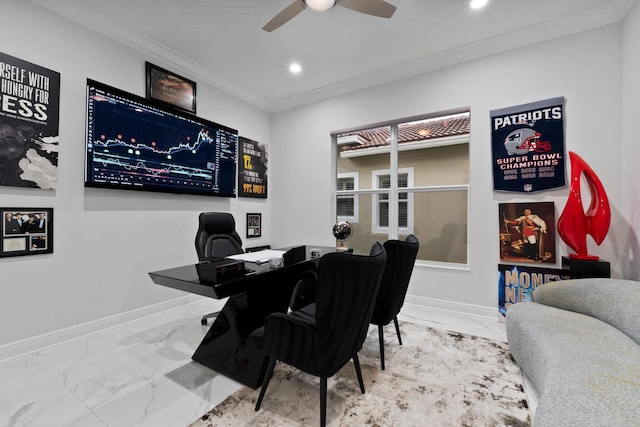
[1, 208, 53, 257]
[499, 202, 555, 264]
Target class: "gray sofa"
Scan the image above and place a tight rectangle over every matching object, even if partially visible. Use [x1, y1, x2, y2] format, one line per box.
[506, 278, 640, 427]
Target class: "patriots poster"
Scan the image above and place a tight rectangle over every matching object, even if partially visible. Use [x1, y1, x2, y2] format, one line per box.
[491, 97, 566, 193]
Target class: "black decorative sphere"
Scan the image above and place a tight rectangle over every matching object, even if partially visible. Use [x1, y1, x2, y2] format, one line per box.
[332, 221, 352, 242]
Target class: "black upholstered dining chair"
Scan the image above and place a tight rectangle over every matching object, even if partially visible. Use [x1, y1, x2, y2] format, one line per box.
[249, 242, 387, 427]
[370, 234, 420, 370]
[194, 212, 244, 325]
[282, 245, 317, 311]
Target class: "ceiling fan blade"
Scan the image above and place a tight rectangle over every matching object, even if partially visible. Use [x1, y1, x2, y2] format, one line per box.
[262, 0, 306, 32]
[338, 0, 396, 18]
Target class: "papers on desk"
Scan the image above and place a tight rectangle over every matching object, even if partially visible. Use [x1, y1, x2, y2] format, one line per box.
[227, 249, 286, 264]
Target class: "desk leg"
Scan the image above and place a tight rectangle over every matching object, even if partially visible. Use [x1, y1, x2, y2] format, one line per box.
[191, 282, 293, 389]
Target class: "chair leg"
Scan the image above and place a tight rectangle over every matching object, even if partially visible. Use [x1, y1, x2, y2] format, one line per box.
[320, 377, 327, 427]
[255, 357, 277, 411]
[377, 324, 385, 371]
[393, 316, 402, 345]
[352, 353, 365, 393]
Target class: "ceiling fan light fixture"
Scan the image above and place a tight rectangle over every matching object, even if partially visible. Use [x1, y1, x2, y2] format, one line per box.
[303, 0, 337, 12]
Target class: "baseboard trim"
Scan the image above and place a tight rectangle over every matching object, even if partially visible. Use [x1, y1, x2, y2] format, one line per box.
[0, 294, 205, 363]
[0, 294, 499, 363]
[403, 294, 498, 320]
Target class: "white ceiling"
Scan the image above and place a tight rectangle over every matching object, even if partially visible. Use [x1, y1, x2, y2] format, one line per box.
[29, 0, 635, 112]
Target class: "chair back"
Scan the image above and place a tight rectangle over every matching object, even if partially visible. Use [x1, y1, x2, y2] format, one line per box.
[315, 242, 386, 372]
[283, 245, 306, 266]
[195, 212, 243, 260]
[371, 234, 420, 326]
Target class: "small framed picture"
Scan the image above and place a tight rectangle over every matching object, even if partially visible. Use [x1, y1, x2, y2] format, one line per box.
[246, 213, 261, 238]
[146, 62, 196, 114]
[499, 201, 556, 264]
[2, 208, 53, 257]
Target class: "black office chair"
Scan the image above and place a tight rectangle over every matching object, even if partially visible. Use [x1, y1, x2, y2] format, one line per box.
[195, 212, 244, 325]
[370, 234, 419, 370]
[250, 242, 387, 427]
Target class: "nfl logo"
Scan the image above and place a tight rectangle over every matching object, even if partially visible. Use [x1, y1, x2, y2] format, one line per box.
[524, 184, 533, 192]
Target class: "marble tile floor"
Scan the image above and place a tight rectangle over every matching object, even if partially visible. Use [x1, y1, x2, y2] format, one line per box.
[0, 299, 533, 427]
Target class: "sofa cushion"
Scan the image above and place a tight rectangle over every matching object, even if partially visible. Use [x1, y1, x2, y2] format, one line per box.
[533, 278, 640, 345]
[507, 302, 640, 427]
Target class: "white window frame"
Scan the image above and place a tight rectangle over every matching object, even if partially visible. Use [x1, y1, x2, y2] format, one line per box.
[332, 107, 470, 269]
[371, 167, 414, 235]
[336, 172, 359, 223]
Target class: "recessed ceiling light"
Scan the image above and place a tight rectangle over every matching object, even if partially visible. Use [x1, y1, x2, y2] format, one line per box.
[289, 62, 302, 74]
[470, 0, 488, 9]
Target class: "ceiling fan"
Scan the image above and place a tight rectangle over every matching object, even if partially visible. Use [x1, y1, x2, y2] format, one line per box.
[262, 0, 397, 32]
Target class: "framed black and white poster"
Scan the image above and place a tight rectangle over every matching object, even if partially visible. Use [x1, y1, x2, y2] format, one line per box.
[2, 208, 53, 257]
[246, 213, 261, 238]
[491, 97, 566, 193]
[0, 51, 60, 189]
[238, 137, 268, 198]
[146, 62, 196, 114]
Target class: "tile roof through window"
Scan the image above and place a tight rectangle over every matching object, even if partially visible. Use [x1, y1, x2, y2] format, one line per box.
[339, 114, 469, 152]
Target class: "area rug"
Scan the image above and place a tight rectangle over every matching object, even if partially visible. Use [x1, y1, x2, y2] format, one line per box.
[189, 322, 531, 426]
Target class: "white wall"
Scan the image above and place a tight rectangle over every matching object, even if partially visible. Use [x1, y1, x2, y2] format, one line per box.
[621, 0, 640, 280]
[271, 23, 627, 312]
[0, 1, 271, 346]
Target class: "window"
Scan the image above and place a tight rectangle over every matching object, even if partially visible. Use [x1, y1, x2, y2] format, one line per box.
[333, 110, 470, 266]
[372, 168, 413, 234]
[337, 172, 358, 223]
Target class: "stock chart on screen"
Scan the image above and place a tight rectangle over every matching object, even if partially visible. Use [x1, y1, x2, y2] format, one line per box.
[85, 80, 237, 197]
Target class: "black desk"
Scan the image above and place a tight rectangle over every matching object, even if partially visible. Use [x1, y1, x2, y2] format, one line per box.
[149, 246, 334, 389]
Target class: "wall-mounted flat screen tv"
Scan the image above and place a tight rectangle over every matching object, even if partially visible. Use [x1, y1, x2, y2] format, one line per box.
[85, 79, 237, 197]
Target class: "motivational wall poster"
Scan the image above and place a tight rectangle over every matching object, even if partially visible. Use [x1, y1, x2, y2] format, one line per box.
[0, 52, 60, 189]
[491, 97, 566, 193]
[498, 263, 568, 317]
[238, 136, 268, 198]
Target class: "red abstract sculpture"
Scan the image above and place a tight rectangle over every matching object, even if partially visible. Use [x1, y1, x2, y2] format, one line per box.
[557, 151, 610, 260]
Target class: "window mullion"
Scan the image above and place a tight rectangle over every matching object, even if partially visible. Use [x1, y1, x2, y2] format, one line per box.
[331, 134, 338, 226]
[388, 124, 399, 239]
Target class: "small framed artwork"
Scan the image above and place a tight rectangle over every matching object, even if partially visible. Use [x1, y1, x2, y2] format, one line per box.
[246, 213, 262, 238]
[499, 201, 556, 264]
[145, 62, 196, 114]
[2, 208, 53, 257]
